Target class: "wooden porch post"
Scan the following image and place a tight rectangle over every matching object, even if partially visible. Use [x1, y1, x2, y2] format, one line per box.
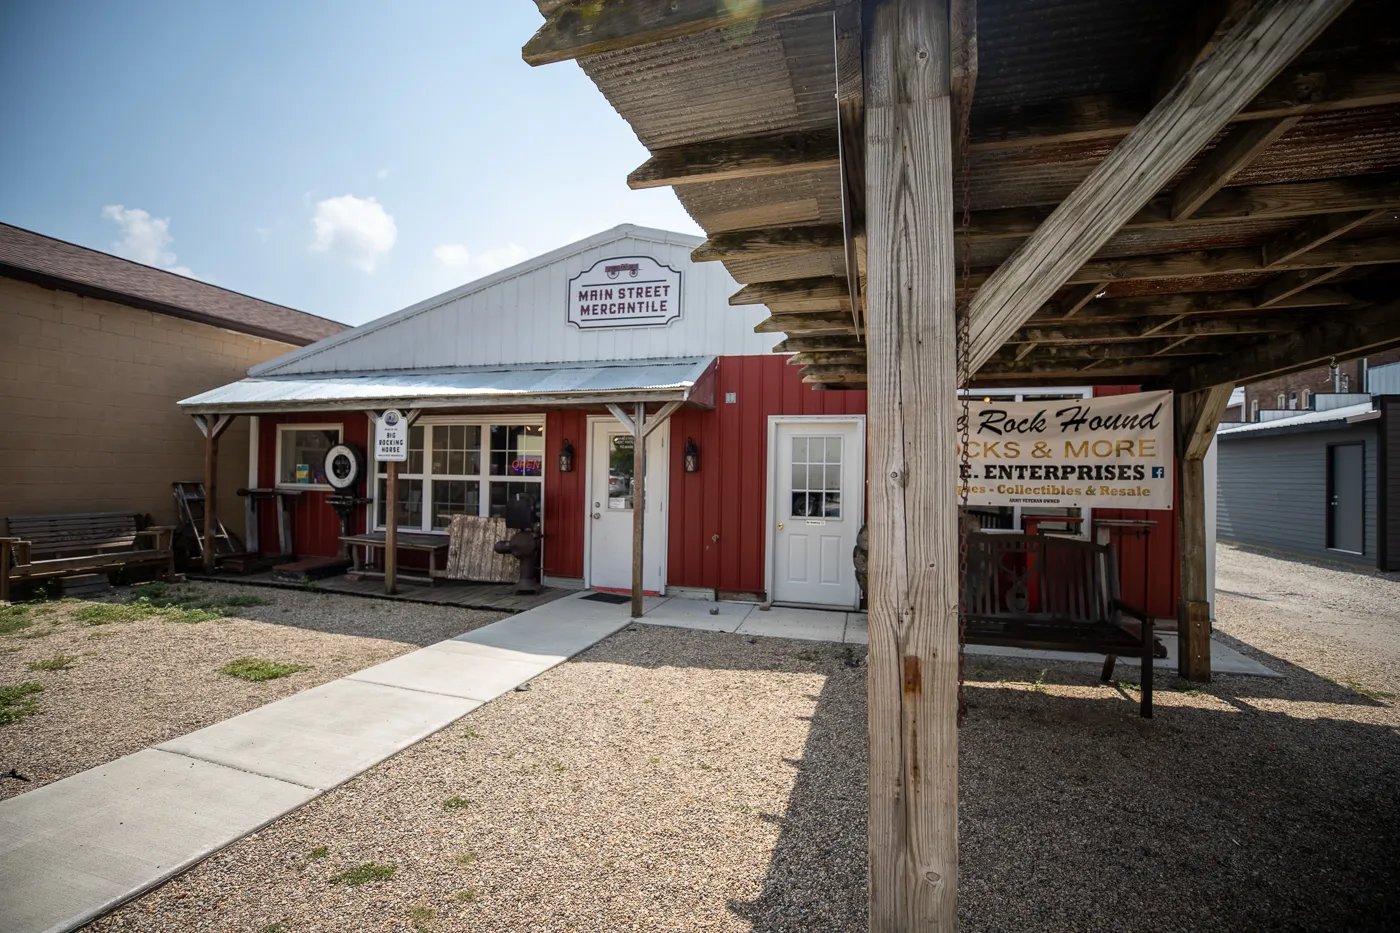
[197, 414, 235, 574]
[1176, 384, 1234, 682]
[865, 0, 959, 928]
[385, 459, 398, 595]
[631, 401, 646, 618]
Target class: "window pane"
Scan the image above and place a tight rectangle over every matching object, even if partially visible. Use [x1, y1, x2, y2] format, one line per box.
[407, 426, 425, 474]
[824, 464, 841, 491]
[489, 481, 542, 520]
[280, 428, 339, 486]
[791, 437, 808, 463]
[490, 424, 544, 476]
[791, 492, 809, 517]
[376, 477, 423, 530]
[791, 463, 807, 492]
[431, 424, 481, 476]
[825, 437, 842, 463]
[432, 480, 480, 529]
[822, 492, 841, 519]
[607, 435, 634, 510]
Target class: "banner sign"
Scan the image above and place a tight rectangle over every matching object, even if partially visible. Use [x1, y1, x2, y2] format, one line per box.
[958, 390, 1175, 510]
[568, 255, 681, 330]
[375, 409, 408, 463]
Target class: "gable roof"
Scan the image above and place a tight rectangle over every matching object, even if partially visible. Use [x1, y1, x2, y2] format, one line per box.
[249, 223, 704, 377]
[0, 222, 346, 346]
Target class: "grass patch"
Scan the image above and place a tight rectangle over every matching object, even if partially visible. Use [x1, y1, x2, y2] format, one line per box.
[443, 795, 473, 810]
[1344, 680, 1397, 702]
[1115, 680, 1142, 692]
[73, 598, 222, 626]
[455, 851, 477, 865]
[330, 862, 396, 886]
[550, 760, 566, 773]
[410, 904, 437, 930]
[647, 756, 660, 765]
[27, 654, 77, 672]
[309, 845, 329, 859]
[0, 605, 33, 635]
[219, 658, 311, 683]
[455, 888, 480, 902]
[259, 924, 287, 933]
[0, 682, 44, 726]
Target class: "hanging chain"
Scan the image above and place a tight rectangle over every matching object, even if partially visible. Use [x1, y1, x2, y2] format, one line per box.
[955, 100, 974, 727]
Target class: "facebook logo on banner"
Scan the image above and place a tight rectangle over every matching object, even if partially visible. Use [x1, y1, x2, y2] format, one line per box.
[1151, 467, 1165, 479]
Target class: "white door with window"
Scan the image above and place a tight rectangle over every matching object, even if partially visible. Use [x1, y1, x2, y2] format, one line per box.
[771, 419, 863, 608]
[587, 417, 666, 592]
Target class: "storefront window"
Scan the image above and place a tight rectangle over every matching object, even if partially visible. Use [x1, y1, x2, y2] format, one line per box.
[276, 425, 342, 488]
[374, 419, 543, 532]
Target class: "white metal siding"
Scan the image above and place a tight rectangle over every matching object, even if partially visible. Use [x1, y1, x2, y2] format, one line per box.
[254, 226, 779, 376]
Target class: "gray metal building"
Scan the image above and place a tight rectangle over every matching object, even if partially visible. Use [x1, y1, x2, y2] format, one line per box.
[1216, 397, 1400, 570]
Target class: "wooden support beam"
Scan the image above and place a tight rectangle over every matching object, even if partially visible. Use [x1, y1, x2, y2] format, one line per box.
[627, 130, 839, 189]
[864, 0, 957, 926]
[1153, 0, 1253, 101]
[800, 363, 867, 378]
[786, 350, 869, 366]
[755, 312, 855, 334]
[1174, 299, 1400, 390]
[631, 401, 645, 619]
[1175, 384, 1235, 682]
[1170, 117, 1301, 221]
[1255, 265, 1351, 308]
[835, 0, 866, 335]
[1015, 316, 1292, 346]
[965, 0, 1353, 370]
[691, 225, 845, 263]
[1262, 208, 1385, 266]
[996, 340, 1225, 363]
[522, 0, 830, 66]
[196, 414, 235, 574]
[1064, 235, 1399, 287]
[803, 371, 870, 384]
[979, 360, 1176, 377]
[968, 57, 1397, 152]
[773, 335, 866, 353]
[642, 400, 682, 439]
[1033, 286, 1361, 324]
[1059, 282, 1106, 319]
[730, 277, 848, 306]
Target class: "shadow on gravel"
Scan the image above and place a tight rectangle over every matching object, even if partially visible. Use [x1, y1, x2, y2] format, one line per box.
[716, 644, 1399, 933]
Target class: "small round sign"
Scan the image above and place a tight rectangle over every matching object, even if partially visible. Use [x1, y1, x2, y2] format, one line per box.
[323, 443, 365, 491]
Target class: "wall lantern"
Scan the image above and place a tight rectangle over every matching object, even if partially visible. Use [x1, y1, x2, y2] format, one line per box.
[683, 437, 701, 473]
[559, 439, 575, 473]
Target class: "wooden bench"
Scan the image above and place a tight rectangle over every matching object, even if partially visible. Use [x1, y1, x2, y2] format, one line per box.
[0, 512, 175, 602]
[340, 532, 450, 586]
[962, 530, 1165, 718]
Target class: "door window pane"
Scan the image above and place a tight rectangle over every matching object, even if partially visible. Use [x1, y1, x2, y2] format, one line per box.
[491, 424, 545, 476]
[790, 435, 842, 519]
[279, 428, 340, 486]
[608, 435, 635, 510]
[432, 479, 480, 529]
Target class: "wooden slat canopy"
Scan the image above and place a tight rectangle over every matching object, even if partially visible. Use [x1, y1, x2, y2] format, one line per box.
[524, 0, 1399, 392]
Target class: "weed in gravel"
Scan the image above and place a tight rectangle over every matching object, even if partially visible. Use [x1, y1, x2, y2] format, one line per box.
[1116, 680, 1142, 691]
[455, 888, 480, 902]
[330, 862, 396, 885]
[74, 598, 221, 626]
[647, 756, 660, 765]
[0, 605, 32, 635]
[27, 655, 77, 672]
[464, 727, 480, 739]
[443, 795, 473, 810]
[309, 846, 329, 859]
[1344, 680, 1397, 702]
[223, 595, 270, 608]
[1175, 685, 1205, 696]
[1029, 669, 1049, 693]
[259, 924, 287, 933]
[698, 762, 713, 771]
[0, 682, 44, 725]
[550, 760, 566, 773]
[796, 649, 822, 662]
[410, 904, 437, 930]
[455, 851, 477, 865]
[219, 658, 311, 683]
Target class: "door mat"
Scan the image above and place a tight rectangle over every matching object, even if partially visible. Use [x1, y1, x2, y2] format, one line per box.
[580, 592, 632, 604]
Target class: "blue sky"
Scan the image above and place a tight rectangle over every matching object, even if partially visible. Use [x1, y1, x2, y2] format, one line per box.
[0, 1, 700, 325]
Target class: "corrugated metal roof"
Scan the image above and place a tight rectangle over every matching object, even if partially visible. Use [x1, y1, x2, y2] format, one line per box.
[180, 357, 717, 413]
[1217, 402, 1374, 437]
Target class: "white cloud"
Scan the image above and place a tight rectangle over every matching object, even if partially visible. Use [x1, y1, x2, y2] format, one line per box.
[311, 195, 397, 272]
[432, 242, 528, 277]
[100, 205, 195, 277]
[376, 167, 391, 180]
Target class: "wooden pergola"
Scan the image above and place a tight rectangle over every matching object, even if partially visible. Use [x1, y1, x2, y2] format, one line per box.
[522, 0, 1399, 926]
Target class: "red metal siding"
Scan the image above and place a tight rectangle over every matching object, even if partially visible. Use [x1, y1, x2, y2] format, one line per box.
[1092, 385, 1181, 620]
[256, 413, 370, 559]
[543, 410, 587, 579]
[667, 355, 867, 596]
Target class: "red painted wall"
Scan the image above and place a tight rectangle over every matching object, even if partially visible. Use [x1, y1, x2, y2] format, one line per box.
[543, 411, 587, 579]
[667, 355, 866, 596]
[256, 413, 370, 558]
[1092, 385, 1181, 620]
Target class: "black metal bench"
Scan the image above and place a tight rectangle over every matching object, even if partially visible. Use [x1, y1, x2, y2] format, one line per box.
[962, 530, 1164, 718]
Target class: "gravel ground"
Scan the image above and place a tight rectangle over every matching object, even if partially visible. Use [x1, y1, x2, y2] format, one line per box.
[0, 581, 503, 799]
[86, 547, 1400, 932]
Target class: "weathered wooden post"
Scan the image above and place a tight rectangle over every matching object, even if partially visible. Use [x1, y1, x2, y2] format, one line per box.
[631, 401, 646, 618]
[385, 458, 399, 595]
[197, 414, 234, 574]
[864, 0, 960, 927]
[1175, 384, 1234, 681]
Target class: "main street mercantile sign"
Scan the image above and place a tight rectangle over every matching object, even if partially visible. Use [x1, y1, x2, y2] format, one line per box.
[567, 255, 682, 329]
[958, 390, 1175, 510]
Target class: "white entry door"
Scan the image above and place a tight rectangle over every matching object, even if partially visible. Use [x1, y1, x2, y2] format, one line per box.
[771, 420, 863, 608]
[588, 417, 667, 593]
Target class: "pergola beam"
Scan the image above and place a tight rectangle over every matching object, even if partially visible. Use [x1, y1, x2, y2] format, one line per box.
[730, 277, 848, 306]
[522, 0, 831, 66]
[691, 225, 846, 263]
[755, 312, 856, 335]
[1170, 117, 1300, 221]
[1032, 287, 1360, 324]
[1014, 316, 1294, 345]
[627, 129, 840, 189]
[1261, 208, 1385, 267]
[966, 0, 1355, 370]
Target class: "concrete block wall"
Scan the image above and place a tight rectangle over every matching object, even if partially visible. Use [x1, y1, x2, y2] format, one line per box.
[0, 276, 296, 536]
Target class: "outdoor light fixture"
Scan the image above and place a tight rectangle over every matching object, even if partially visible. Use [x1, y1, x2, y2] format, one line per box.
[559, 439, 575, 473]
[683, 437, 700, 473]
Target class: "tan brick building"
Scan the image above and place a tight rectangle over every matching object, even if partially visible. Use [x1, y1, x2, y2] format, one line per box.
[0, 223, 344, 535]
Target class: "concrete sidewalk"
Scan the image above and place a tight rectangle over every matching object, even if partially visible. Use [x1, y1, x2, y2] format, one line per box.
[0, 591, 633, 933]
[632, 596, 1279, 678]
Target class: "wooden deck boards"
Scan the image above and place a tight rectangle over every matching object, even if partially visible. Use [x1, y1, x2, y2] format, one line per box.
[187, 571, 572, 613]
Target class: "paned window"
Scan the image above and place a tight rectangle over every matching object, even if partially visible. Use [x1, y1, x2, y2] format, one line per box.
[790, 435, 842, 519]
[276, 425, 342, 489]
[374, 419, 543, 531]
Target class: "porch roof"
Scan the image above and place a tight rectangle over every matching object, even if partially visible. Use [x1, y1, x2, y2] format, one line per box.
[177, 356, 717, 414]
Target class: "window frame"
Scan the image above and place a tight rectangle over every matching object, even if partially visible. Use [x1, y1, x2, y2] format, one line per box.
[274, 423, 344, 492]
[370, 414, 545, 533]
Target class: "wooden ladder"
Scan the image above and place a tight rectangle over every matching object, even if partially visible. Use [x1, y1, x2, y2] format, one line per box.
[172, 482, 237, 562]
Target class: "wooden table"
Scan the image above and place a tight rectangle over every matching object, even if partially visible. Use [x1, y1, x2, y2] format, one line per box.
[340, 532, 450, 586]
